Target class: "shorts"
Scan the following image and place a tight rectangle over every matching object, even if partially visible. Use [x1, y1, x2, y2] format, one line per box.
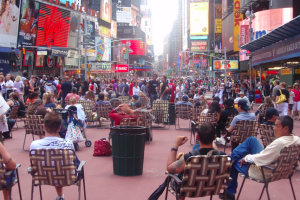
[1, 170, 16, 188]
[289, 104, 293, 110]
[293, 101, 300, 111]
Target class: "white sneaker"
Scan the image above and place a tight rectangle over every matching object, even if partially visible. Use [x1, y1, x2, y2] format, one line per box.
[216, 137, 226, 145]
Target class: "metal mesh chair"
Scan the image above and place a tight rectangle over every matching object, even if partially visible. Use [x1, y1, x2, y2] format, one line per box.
[259, 105, 274, 123]
[110, 98, 122, 108]
[224, 120, 259, 152]
[135, 110, 152, 143]
[165, 151, 232, 200]
[119, 96, 129, 104]
[77, 100, 97, 127]
[175, 103, 193, 130]
[260, 124, 276, 148]
[8, 105, 20, 130]
[237, 145, 300, 200]
[151, 100, 170, 129]
[95, 104, 112, 129]
[190, 106, 206, 144]
[0, 154, 22, 199]
[23, 115, 45, 151]
[29, 149, 86, 200]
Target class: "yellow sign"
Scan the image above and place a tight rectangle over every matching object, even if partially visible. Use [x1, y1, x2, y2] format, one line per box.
[233, 0, 242, 51]
[281, 68, 291, 75]
[215, 19, 222, 33]
[190, 2, 209, 36]
[295, 69, 300, 74]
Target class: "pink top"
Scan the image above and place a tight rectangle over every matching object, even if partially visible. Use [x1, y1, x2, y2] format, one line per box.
[293, 89, 300, 102]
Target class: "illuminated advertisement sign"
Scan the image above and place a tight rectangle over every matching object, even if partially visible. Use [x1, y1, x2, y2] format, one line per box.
[213, 60, 239, 70]
[95, 36, 111, 61]
[130, 9, 137, 26]
[68, 13, 81, 48]
[36, 4, 70, 47]
[0, 0, 20, 47]
[233, 0, 242, 52]
[115, 64, 128, 73]
[117, 7, 131, 23]
[111, 20, 117, 38]
[18, 0, 39, 47]
[100, 0, 112, 23]
[120, 40, 145, 55]
[190, 2, 209, 36]
[191, 40, 207, 51]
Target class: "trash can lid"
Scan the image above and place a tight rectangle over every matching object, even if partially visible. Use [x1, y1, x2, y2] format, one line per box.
[111, 126, 146, 134]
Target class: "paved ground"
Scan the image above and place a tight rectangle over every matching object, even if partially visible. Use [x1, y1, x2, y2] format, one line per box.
[5, 95, 300, 200]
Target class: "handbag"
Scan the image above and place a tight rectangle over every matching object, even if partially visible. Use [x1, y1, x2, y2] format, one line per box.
[65, 117, 84, 142]
[276, 89, 287, 104]
[93, 138, 112, 156]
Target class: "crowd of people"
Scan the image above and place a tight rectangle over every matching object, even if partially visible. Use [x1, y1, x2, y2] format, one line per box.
[0, 71, 299, 200]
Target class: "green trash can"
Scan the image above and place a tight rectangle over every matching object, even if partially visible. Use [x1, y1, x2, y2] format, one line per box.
[111, 126, 146, 176]
[168, 103, 176, 125]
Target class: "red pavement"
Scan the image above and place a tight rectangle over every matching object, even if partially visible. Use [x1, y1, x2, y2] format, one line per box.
[4, 104, 300, 200]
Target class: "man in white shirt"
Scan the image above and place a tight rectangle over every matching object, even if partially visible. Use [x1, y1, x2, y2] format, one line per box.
[175, 81, 184, 101]
[5, 74, 13, 99]
[220, 116, 300, 200]
[30, 111, 80, 200]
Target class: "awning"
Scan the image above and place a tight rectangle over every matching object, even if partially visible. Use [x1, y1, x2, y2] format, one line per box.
[241, 15, 300, 52]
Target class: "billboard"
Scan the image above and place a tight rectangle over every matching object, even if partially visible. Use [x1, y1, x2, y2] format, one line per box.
[35, 54, 44, 67]
[68, 13, 81, 48]
[120, 40, 145, 55]
[116, 7, 131, 23]
[111, 20, 117, 38]
[130, 9, 137, 26]
[190, 2, 209, 36]
[95, 36, 111, 61]
[115, 64, 128, 73]
[100, 0, 112, 23]
[0, 0, 20, 47]
[18, 0, 39, 47]
[222, 13, 234, 52]
[191, 40, 207, 51]
[233, 0, 242, 51]
[213, 60, 239, 70]
[36, 4, 71, 47]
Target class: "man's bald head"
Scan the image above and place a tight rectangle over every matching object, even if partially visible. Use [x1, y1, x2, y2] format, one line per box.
[65, 76, 69, 81]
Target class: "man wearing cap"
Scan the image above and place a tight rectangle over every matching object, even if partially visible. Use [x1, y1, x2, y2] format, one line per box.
[168, 79, 176, 103]
[234, 91, 250, 107]
[175, 95, 193, 108]
[217, 99, 255, 146]
[264, 108, 279, 125]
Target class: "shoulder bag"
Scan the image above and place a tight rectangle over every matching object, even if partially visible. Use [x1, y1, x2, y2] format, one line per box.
[276, 89, 287, 104]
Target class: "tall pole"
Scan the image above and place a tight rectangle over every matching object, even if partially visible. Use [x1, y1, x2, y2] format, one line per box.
[224, 47, 227, 85]
[84, 13, 87, 80]
[249, 13, 252, 88]
[78, 24, 81, 79]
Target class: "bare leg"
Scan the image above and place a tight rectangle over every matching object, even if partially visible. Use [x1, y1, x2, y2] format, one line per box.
[3, 189, 9, 200]
[55, 187, 63, 197]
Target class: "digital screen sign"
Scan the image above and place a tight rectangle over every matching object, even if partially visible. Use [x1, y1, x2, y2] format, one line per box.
[100, 0, 112, 23]
[120, 40, 145, 56]
[190, 2, 209, 36]
[213, 60, 239, 70]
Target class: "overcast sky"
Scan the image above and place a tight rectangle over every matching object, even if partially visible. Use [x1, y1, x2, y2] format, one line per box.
[148, 0, 178, 55]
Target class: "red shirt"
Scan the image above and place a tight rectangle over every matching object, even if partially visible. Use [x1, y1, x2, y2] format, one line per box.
[90, 84, 94, 91]
[129, 83, 134, 96]
[57, 84, 61, 93]
[293, 89, 300, 102]
[168, 83, 176, 103]
[109, 110, 136, 126]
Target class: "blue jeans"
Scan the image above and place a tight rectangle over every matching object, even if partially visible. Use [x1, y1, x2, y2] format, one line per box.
[161, 95, 169, 101]
[2, 170, 16, 188]
[227, 137, 264, 194]
[150, 93, 158, 108]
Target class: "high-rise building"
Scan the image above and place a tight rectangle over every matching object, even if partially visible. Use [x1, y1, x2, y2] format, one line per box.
[141, 5, 153, 45]
[141, 0, 148, 5]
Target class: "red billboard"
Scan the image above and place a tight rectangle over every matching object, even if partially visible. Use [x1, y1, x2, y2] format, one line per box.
[36, 4, 71, 47]
[115, 64, 129, 73]
[120, 40, 145, 55]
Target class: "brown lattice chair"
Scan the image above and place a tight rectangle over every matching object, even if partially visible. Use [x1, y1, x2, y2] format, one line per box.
[8, 105, 20, 130]
[77, 100, 97, 127]
[220, 113, 238, 135]
[23, 115, 45, 151]
[188, 99, 194, 104]
[190, 106, 206, 144]
[139, 96, 148, 108]
[259, 105, 274, 123]
[175, 103, 193, 130]
[0, 154, 22, 199]
[177, 97, 183, 102]
[110, 98, 122, 108]
[224, 120, 259, 152]
[260, 124, 276, 148]
[135, 110, 152, 143]
[95, 104, 112, 129]
[29, 149, 86, 200]
[120, 117, 142, 126]
[151, 100, 170, 129]
[237, 145, 300, 200]
[119, 96, 129, 104]
[165, 151, 232, 200]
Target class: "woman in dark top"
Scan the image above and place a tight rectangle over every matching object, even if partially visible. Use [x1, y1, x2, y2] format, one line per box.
[7, 93, 20, 115]
[23, 79, 33, 102]
[43, 93, 56, 108]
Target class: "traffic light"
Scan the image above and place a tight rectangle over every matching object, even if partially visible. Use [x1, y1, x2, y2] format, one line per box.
[22, 48, 25, 54]
[173, 63, 175, 67]
[179, 53, 182, 60]
[123, 47, 127, 54]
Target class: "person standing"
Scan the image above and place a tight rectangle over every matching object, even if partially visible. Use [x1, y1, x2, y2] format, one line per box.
[113, 79, 119, 94]
[129, 79, 134, 97]
[13, 76, 24, 99]
[168, 79, 176, 103]
[276, 82, 289, 116]
[146, 74, 159, 108]
[132, 81, 140, 96]
[0, 76, 5, 98]
[45, 77, 57, 94]
[8, 47, 19, 70]
[175, 80, 184, 101]
[287, 85, 295, 117]
[74, 78, 81, 94]
[160, 76, 170, 101]
[272, 80, 281, 103]
[5, 75, 13, 100]
[292, 83, 300, 120]
[60, 76, 72, 108]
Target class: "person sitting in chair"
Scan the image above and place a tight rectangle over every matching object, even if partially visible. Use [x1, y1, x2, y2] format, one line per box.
[263, 108, 280, 126]
[220, 116, 300, 200]
[95, 93, 113, 110]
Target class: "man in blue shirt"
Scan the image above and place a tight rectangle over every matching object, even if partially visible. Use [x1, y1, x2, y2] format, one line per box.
[60, 76, 72, 108]
[95, 93, 113, 110]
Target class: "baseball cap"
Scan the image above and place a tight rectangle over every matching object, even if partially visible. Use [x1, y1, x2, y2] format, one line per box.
[170, 79, 173, 82]
[238, 99, 250, 110]
[182, 95, 188, 101]
[266, 108, 280, 119]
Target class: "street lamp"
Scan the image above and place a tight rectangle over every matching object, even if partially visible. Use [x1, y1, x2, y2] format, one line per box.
[126, 41, 131, 77]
